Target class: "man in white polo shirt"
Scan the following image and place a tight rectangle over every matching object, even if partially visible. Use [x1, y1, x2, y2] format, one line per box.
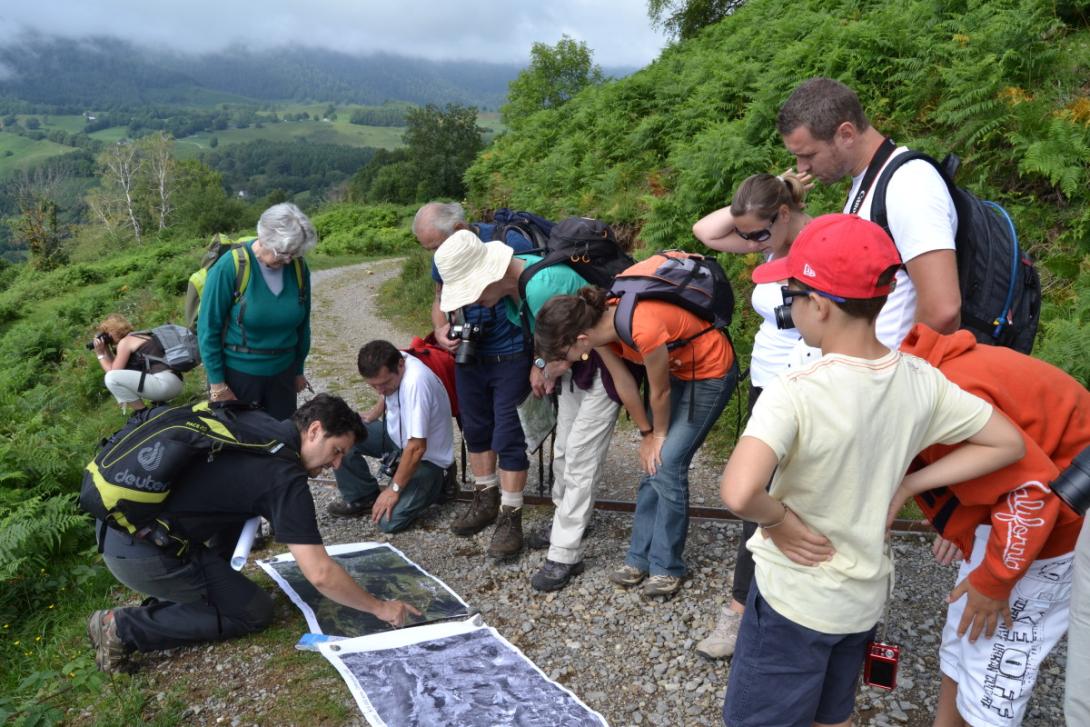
[328, 339, 454, 532]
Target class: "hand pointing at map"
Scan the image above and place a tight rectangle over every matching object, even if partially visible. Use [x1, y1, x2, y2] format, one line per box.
[376, 599, 423, 628]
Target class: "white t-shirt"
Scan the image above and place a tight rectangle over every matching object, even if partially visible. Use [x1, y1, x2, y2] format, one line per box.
[386, 353, 454, 468]
[743, 350, 992, 634]
[844, 147, 958, 348]
[750, 279, 802, 388]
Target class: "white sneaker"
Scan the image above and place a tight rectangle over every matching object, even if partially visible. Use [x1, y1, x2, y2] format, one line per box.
[695, 605, 742, 659]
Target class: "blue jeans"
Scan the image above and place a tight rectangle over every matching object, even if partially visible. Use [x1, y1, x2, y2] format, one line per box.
[625, 363, 738, 577]
[334, 419, 445, 533]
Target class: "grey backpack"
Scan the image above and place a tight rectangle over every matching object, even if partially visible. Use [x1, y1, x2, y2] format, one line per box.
[141, 324, 202, 373]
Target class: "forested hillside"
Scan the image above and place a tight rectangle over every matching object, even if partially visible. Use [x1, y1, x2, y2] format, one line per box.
[0, 36, 520, 109]
[466, 0, 1090, 381]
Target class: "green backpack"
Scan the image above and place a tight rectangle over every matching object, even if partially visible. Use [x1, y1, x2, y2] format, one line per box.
[184, 235, 306, 329]
[79, 400, 297, 554]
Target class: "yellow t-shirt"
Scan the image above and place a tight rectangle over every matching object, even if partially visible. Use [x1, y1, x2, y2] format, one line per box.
[743, 350, 992, 634]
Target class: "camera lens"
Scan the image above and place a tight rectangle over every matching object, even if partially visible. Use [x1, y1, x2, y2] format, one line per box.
[1053, 444, 1090, 516]
[774, 305, 795, 330]
[454, 340, 477, 366]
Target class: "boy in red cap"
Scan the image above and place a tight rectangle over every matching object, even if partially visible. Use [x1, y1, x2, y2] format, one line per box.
[719, 214, 1026, 727]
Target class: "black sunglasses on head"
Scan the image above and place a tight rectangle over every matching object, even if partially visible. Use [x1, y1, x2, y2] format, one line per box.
[734, 212, 778, 243]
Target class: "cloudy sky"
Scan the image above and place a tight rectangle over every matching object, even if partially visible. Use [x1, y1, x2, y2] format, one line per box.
[0, 1, 669, 68]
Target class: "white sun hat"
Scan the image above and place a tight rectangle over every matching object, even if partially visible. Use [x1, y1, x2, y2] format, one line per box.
[435, 229, 514, 312]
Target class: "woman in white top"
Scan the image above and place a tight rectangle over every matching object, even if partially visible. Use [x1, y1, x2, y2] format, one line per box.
[690, 170, 812, 659]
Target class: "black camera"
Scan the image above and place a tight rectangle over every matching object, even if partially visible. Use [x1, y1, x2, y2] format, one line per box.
[85, 332, 111, 350]
[774, 304, 794, 330]
[1053, 443, 1090, 516]
[379, 449, 402, 479]
[447, 312, 482, 366]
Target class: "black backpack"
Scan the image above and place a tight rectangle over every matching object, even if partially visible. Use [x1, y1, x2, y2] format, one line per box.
[870, 152, 1041, 353]
[491, 208, 554, 249]
[517, 216, 636, 299]
[79, 400, 296, 554]
[609, 251, 735, 352]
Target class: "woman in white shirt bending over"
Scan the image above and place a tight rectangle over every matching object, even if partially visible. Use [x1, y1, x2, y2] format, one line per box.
[690, 170, 811, 660]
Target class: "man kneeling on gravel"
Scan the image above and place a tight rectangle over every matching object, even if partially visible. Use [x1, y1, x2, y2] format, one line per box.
[88, 394, 421, 674]
[327, 340, 456, 532]
[899, 323, 1086, 727]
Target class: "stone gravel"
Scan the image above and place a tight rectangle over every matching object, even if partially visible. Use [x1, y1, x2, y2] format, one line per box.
[161, 261, 1066, 727]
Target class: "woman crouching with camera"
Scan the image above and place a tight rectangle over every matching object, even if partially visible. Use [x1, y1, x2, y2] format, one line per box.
[91, 314, 183, 412]
[535, 286, 737, 598]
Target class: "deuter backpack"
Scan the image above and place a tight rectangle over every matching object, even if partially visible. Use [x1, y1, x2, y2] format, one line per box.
[79, 400, 296, 554]
[609, 251, 736, 352]
[869, 152, 1041, 353]
[517, 216, 636, 299]
[184, 235, 307, 329]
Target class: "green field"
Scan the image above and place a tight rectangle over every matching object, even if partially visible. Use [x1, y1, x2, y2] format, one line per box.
[0, 133, 74, 177]
[173, 120, 406, 157]
[0, 103, 504, 174]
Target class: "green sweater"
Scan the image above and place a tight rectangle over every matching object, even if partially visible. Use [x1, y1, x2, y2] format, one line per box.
[196, 242, 311, 383]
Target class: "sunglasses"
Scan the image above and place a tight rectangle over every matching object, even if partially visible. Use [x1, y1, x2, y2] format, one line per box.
[780, 285, 846, 306]
[734, 212, 779, 243]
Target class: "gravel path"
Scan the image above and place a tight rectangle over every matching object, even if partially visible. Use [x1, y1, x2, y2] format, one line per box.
[107, 261, 1065, 727]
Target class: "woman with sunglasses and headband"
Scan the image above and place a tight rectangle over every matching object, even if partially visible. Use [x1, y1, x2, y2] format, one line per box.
[198, 202, 316, 419]
[689, 170, 812, 659]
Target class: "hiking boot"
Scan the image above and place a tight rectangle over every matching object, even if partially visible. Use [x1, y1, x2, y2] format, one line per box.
[531, 559, 585, 592]
[87, 609, 132, 673]
[327, 494, 377, 518]
[439, 464, 458, 504]
[642, 574, 683, 597]
[450, 485, 499, 536]
[525, 524, 551, 551]
[696, 606, 743, 660]
[486, 505, 523, 559]
[608, 563, 648, 588]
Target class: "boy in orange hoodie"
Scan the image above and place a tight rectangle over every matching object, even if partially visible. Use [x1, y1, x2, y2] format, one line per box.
[899, 323, 1088, 727]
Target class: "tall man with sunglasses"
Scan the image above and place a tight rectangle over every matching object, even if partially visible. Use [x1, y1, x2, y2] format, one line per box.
[777, 77, 961, 347]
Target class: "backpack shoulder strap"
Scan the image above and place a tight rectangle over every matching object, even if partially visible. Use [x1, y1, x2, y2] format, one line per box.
[292, 257, 307, 305]
[869, 151, 955, 238]
[612, 293, 639, 349]
[230, 245, 251, 303]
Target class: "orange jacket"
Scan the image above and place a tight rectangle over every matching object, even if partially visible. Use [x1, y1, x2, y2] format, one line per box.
[901, 324, 1087, 600]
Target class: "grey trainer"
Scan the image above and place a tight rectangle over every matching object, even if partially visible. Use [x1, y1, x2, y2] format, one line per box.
[608, 563, 648, 588]
[642, 574, 682, 597]
[695, 605, 742, 659]
[530, 559, 585, 592]
[87, 609, 132, 673]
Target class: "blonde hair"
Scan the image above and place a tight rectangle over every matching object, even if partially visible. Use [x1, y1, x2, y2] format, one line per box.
[96, 314, 133, 341]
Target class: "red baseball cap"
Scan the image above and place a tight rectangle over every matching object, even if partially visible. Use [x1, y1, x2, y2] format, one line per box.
[751, 213, 902, 298]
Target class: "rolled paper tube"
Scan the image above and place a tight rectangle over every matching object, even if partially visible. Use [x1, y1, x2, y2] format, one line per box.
[230, 517, 262, 571]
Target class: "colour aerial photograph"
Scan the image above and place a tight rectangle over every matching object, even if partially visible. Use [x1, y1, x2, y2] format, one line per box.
[1, 1, 1088, 725]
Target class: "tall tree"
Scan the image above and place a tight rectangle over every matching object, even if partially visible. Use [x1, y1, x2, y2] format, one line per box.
[403, 104, 483, 200]
[647, 0, 744, 40]
[502, 36, 604, 128]
[94, 141, 144, 242]
[136, 133, 176, 232]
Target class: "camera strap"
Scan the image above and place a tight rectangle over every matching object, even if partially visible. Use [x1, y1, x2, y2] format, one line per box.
[877, 542, 896, 643]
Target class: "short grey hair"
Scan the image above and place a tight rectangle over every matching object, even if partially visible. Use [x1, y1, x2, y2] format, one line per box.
[412, 201, 466, 239]
[257, 203, 318, 257]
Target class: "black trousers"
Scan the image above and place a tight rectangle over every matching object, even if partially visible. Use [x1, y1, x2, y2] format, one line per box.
[731, 383, 765, 605]
[101, 524, 274, 652]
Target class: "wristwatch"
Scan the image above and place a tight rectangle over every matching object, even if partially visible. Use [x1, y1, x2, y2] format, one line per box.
[389, 482, 402, 494]
[533, 357, 547, 370]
